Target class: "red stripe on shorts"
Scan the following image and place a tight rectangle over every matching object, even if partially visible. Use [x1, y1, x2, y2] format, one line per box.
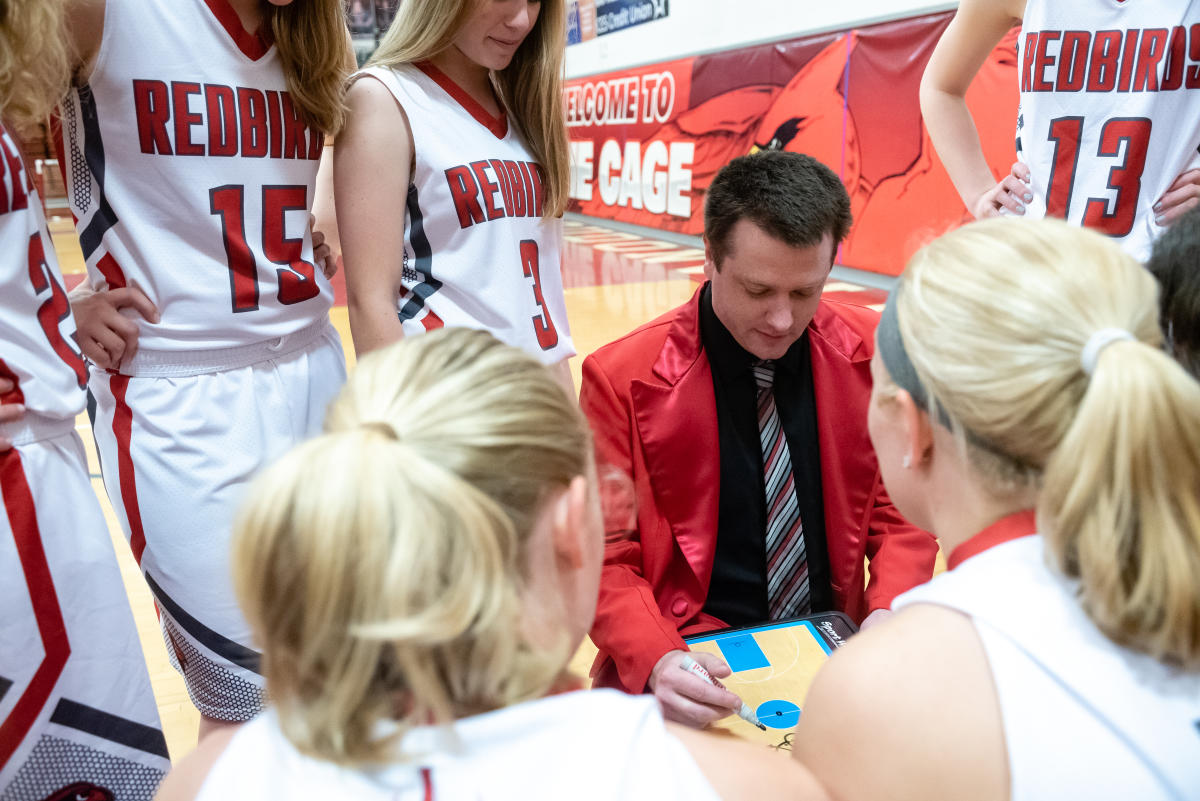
[110, 374, 149, 564]
[421, 309, 444, 332]
[422, 767, 434, 801]
[0, 449, 71, 768]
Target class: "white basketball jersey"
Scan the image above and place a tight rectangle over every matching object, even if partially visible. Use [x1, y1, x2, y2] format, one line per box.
[895, 536, 1200, 801]
[61, 0, 333, 352]
[0, 123, 87, 421]
[359, 63, 574, 365]
[1015, 0, 1200, 261]
[197, 690, 720, 801]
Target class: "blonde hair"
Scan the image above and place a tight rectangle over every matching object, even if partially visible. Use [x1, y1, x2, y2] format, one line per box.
[896, 217, 1200, 668]
[368, 0, 569, 218]
[0, 0, 70, 130]
[232, 329, 591, 765]
[269, 0, 353, 134]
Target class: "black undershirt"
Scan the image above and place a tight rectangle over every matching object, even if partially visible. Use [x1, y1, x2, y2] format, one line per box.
[698, 283, 832, 626]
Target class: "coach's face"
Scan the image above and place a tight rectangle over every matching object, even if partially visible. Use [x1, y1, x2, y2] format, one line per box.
[704, 219, 834, 361]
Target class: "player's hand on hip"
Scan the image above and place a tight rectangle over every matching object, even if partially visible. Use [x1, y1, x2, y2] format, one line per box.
[1154, 169, 1200, 227]
[971, 161, 1032, 219]
[0, 376, 25, 451]
[649, 649, 743, 729]
[310, 213, 337, 279]
[69, 283, 158, 371]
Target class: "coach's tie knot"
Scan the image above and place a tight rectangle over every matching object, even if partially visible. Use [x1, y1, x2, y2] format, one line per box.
[752, 360, 776, 393]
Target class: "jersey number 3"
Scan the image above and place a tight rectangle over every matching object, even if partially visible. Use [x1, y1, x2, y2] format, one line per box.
[210, 185, 320, 313]
[1045, 116, 1151, 238]
[520, 239, 559, 351]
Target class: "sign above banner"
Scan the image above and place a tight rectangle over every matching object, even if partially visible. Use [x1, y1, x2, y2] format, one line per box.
[568, 0, 669, 46]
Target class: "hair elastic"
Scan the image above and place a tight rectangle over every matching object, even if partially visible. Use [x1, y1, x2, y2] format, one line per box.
[1080, 328, 1135, 376]
[877, 287, 950, 426]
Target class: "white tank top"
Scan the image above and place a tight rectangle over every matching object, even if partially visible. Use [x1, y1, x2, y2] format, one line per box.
[356, 63, 574, 365]
[61, 0, 333, 352]
[197, 690, 720, 801]
[1015, 0, 1200, 261]
[895, 536, 1200, 801]
[0, 122, 87, 421]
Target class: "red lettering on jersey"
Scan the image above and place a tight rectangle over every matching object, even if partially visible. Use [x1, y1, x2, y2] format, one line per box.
[1133, 28, 1168, 91]
[1057, 31, 1090, 92]
[1117, 29, 1140, 91]
[1022, 32, 1039, 93]
[1032, 30, 1060, 92]
[1087, 30, 1122, 91]
[1161, 26, 1187, 91]
[445, 165, 485, 228]
[471, 160, 504, 221]
[133, 80, 173, 155]
[526, 162, 545, 218]
[28, 234, 88, 388]
[489, 158, 514, 216]
[1187, 23, 1200, 88]
[171, 82, 204, 156]
[238, 88, 269, 158]
[266, 90, 284, 159]
[281, 93, 307, 160]
[309, 130, 324, 161]
[205, 84, 238, 157]
[0, 134, 29, 215]
[506, 161, 529, 217]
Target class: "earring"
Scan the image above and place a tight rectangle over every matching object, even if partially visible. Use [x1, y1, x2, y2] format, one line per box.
[902, 454, 912, 469]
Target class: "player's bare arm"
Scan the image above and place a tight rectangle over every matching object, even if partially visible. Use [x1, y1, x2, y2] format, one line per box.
[335, 76, 414, 356]
[310, 35, 358, 277]
[668, 723, 830, 801]
[66, 0, 105, 83]
[792, 604, 1009, 801]
[648, 649, 744, 729]
[921, 0, 1028, 219]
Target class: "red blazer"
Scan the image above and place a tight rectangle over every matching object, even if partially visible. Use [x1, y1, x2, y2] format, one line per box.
[579, 288, 938, 693]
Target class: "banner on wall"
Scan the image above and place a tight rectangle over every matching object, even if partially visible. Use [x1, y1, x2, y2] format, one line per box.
[568, 0, 669, 46]
[565, 11, 1018, 276]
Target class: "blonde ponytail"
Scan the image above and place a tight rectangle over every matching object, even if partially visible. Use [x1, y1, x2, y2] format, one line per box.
[232, 329, 592, 765]
[897, 218, 1200, 668]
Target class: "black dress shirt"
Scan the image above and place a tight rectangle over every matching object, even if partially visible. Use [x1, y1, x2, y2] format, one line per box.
[698, 283, 832, 626]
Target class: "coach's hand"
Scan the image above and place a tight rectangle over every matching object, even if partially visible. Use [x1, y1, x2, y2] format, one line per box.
[310, 213, 337, 279]
[972, 161, 1032, 219]
[648, 649, 743, 729]
[1154, 169, 1200, 227]
[70, 283, 158, 371]
[0, 376, 25, 451]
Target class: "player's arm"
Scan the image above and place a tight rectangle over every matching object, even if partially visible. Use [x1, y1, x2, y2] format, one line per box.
[309, 36, 358, 278]
[792, 604, 1009, 801]
[668, 724, 830, 801]
[152, 725, 239, 801]
[335, 76, 412, 356]
[920, 0, 1028, 218]
[66, 0, 106, 82]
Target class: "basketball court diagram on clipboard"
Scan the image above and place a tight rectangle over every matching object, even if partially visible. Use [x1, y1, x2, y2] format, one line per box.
[684, 612, 856, 749]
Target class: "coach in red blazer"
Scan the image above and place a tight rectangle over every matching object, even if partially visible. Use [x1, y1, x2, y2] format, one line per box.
[580, 152, 938, 726]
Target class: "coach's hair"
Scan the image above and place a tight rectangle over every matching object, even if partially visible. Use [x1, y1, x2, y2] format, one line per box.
[0, 0, 70, 130]
[269, 0, 353, 134]
[704, 151, 852, 269]
[367, 0, 569, 218]
[888, 217, 1200, 668]
[232, 328, 591, 765]
[1146, 205, 1200, 379]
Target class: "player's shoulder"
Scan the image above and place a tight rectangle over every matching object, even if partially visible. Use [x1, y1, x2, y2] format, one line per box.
[154, 723, 242, 801]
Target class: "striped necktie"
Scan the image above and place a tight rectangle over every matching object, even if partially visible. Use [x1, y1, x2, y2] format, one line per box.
[753, 360, 811, 619]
